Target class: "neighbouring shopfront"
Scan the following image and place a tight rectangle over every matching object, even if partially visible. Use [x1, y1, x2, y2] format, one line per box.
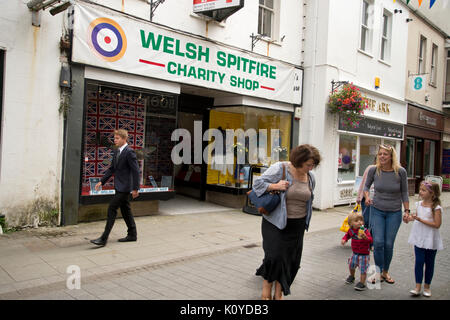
[62, 1, 302, 224]
[401, 104, 444, 194]
[334, 89, 406, 205]
[443, 118, 450, 190]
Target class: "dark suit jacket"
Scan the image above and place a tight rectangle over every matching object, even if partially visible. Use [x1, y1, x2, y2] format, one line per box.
[101, 145, 140, 193]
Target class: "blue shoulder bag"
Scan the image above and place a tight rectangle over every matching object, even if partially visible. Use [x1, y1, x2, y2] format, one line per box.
[247, 164, 286, 215]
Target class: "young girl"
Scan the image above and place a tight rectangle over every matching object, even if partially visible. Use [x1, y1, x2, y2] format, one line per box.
[407, 181, 443, 297]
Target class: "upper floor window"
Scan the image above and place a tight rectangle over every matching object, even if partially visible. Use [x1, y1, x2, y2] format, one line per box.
[258, 0, 274, 38]
[418, 35, 427, 74]
[360, 0, 373, 53]
[380, 11, 392, 62]
[430, 43, 438, 86]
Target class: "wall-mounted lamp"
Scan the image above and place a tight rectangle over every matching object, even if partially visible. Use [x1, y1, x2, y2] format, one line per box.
[406, 18, 413, 23]
[98, 85, 102, 94]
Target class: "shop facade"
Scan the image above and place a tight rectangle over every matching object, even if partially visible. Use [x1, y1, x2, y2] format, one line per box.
[62, 2, 303, 224]
[334, 89, 406, 205]
[401, 104, 444, 194]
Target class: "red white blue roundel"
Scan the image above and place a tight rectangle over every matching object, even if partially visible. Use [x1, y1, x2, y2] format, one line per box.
[88, 18, 127, 62]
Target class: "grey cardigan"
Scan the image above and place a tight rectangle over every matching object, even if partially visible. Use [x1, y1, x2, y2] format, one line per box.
[252, 161, 316, 230]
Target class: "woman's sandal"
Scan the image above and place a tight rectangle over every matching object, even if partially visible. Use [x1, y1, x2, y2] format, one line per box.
[381, 274, 395, 284]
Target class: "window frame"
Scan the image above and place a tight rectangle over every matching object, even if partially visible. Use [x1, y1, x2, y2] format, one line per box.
[380, 10, 392, 63]
[418, 35, 427, 75]
[430, 43, 438, 86]
[258, 0, 275, 39]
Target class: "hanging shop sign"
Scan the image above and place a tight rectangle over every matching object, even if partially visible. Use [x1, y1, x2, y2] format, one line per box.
[339, 116, 404, 140]
[193, 0, 244, 21]
[72, 2, 303, 105]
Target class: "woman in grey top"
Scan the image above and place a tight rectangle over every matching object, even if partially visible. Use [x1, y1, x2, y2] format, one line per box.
[364, 144, 410, 284]
[253, 144, 321, 300]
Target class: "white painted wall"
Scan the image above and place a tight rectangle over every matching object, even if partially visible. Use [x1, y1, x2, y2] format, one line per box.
[86, 0, 304, 66]
[302, 0, 409, 210]
[0, 1, 64, 226]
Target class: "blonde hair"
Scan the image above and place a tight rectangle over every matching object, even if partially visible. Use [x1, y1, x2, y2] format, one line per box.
[114, 129, 128, 139]
[348, 212, 364, 228]
[421, 181, 441, 214]
[376, 144, 401, 176]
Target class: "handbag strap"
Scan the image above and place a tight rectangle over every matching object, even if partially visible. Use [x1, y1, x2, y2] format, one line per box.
[282, 163, 286, 180]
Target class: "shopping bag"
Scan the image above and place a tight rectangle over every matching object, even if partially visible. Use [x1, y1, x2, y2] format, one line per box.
[340, 204, 361, 233]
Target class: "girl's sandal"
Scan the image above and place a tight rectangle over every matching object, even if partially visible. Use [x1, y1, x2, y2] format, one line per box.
[381, 274, 395, 284]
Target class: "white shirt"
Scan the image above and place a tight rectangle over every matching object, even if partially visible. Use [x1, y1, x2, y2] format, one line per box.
[408, 201, 444, 251]
[118, 143, 128, 155]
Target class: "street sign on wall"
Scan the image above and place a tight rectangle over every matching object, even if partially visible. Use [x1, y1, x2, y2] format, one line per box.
[72, 1, 302, 105]
[193, 0, 242, 13]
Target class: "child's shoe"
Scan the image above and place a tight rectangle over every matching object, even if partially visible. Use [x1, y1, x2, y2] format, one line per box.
[423, 289, 432, 297]
[345, 275, 355, 284]
[409, 289, 420, 296]
[354, 282, 366, 291]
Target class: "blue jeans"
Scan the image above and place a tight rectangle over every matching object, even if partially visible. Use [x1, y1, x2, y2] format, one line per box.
[414, 246, 437, 285]
[370, 207, 402, 272]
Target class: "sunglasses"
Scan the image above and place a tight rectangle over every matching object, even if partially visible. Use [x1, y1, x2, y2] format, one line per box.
[379, 144, 393, 151]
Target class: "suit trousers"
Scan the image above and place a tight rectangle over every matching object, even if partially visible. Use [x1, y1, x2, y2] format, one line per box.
[102, 191, 137, 240]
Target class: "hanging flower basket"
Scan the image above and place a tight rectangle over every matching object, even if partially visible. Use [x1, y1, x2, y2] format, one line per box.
[328, 83, 368, 129]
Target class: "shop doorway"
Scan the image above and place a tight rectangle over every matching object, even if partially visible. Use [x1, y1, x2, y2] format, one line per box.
[406, 137, 438, 193]
[174, 93, 213, 200]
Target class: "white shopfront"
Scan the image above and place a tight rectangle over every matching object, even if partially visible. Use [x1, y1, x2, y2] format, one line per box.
[334, 89, 407, 205]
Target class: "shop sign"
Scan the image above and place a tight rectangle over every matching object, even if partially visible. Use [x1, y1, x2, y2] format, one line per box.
[339, 116, 403, 139]
[360, 90, 407, 124]
[193, 0, 241, 12]
[72, 2, 303, 105]
[407, 105, 444, 131]
[193, 0, 244, 21]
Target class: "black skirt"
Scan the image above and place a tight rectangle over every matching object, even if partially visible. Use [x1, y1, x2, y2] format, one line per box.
[255, 217, 307, 296]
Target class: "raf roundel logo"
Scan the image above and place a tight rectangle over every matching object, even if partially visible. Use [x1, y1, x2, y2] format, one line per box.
[88, 18, 127, 62]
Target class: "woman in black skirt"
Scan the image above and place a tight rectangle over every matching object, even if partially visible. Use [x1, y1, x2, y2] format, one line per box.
[253, 144, 321, 300]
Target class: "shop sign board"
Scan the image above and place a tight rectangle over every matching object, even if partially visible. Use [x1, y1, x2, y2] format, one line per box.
[359, 90, 407, 125]
[407, 104, 444, 131]
[339, 116, 404, 140]
[72, 2, 303, 105]
[193, 0, 241, 12]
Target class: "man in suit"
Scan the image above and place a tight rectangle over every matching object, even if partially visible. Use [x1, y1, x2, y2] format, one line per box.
[91, 129, 140, 246]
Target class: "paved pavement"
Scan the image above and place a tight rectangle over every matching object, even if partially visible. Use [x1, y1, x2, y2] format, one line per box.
[0, 194, 449, 300]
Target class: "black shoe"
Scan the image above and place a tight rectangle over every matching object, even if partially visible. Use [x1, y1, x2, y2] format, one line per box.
[345, 275, 355, 284]
[118, 236, 137, 242]
[90, 237, 107, 246]
[354, 282, 367, 291]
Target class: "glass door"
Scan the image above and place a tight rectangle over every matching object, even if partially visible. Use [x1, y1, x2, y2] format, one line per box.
[406, 137, 415, 178]
[424, 140, 436, 177]
[414, 139, 424, 193]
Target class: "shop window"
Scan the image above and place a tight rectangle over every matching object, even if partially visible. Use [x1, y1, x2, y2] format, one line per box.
[206, 106, 291, 189]
[406, 137, 415, 178]
[359, 137, 381, 176]
[81, 83, 177, 196]
[424, 140, 435, 176]
[338, 134, 357, 182]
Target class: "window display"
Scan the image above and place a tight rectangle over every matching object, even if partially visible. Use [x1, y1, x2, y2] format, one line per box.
[359, 137, 381, 176]
[338, 134, 357, 182]
[206, 106, 292, 189]
[81, 83, 177, 196]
